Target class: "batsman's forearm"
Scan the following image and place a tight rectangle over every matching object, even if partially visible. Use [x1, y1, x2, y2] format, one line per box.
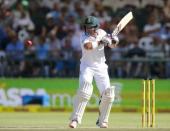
[84, 41, 99, 50]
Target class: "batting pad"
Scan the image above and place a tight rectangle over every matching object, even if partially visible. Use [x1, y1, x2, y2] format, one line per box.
[70, 81, 93, 124]
[98, 86, 115, 124]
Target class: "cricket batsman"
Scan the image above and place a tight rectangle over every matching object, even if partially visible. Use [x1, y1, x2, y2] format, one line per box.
[69, 16, 119, 128]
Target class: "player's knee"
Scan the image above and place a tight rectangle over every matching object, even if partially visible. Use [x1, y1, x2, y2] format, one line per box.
[77, 81, 93, 100]
[102, 86, 115, 102]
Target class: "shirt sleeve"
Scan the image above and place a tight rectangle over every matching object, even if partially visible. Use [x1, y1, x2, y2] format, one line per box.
[97, 29, 107, 41]
[80, 29, 107, 49]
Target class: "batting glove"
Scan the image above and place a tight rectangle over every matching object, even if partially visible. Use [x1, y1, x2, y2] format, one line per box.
[111, 34, 119, 46]
[99, 35, 112, 46]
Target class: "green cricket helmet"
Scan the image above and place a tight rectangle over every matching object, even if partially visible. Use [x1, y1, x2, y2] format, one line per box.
[82, 16, 99, 28]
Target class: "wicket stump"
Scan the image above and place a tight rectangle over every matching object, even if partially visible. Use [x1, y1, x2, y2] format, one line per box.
[142, 79, 155, 128]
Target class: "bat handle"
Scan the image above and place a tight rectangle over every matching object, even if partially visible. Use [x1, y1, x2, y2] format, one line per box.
[112, 30, 119, 36]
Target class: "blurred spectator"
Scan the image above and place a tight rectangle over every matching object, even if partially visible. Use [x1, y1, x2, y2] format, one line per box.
[165, 38, 170, 78]
[64, 15, 80, 33]
[0, 26, 8, 50]
[0, 3, 13, 27]
[124, 20, 139, 45]
[71, 29, 82, 52]
[160, 22, 170, 40]
[163, 0, 170, 21]
[146, 37, 164, 58]
[0, 50, 7, 76]
[58, 30, 77, 76]
[43, 15, 58, 39]
[5, 30, 25, 76]
[6, 31, 24, 61]
[110, 40, 128, 78]
[147, 37, 165, 78]
[45, 2, 61, 25]
[35, 36, 50, 77]
[164, 38, 170, 57]
[48, 29, 61, 60]
[143, 12, 161, 37]
[35, 36, 50, 60]
[29, 0, 50, 35]
[138, 36, 153, 51]
[81, 0, 94, 16]
[125, 40, 146, 78]
[13, 2, 34, 31]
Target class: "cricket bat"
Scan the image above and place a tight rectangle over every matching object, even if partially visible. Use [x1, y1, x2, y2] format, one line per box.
[112, 11, 133, 36]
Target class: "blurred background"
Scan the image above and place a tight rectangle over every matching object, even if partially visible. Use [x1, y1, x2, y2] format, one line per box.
[0, 0, 170, 121]
[0, 0, 170, 78]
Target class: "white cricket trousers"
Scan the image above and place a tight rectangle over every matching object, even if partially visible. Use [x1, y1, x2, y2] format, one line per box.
[70, 63, 111, 124]
[79, 63, 110, 96]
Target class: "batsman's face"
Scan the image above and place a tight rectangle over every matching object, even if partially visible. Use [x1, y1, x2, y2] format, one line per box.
[86, 27, 96, 35]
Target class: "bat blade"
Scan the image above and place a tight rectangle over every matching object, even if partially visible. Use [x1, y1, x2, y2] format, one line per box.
[112, 11, 133, 36]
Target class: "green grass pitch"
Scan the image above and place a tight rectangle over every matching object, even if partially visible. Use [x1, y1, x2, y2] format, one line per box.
[0, 112, 170, 131]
